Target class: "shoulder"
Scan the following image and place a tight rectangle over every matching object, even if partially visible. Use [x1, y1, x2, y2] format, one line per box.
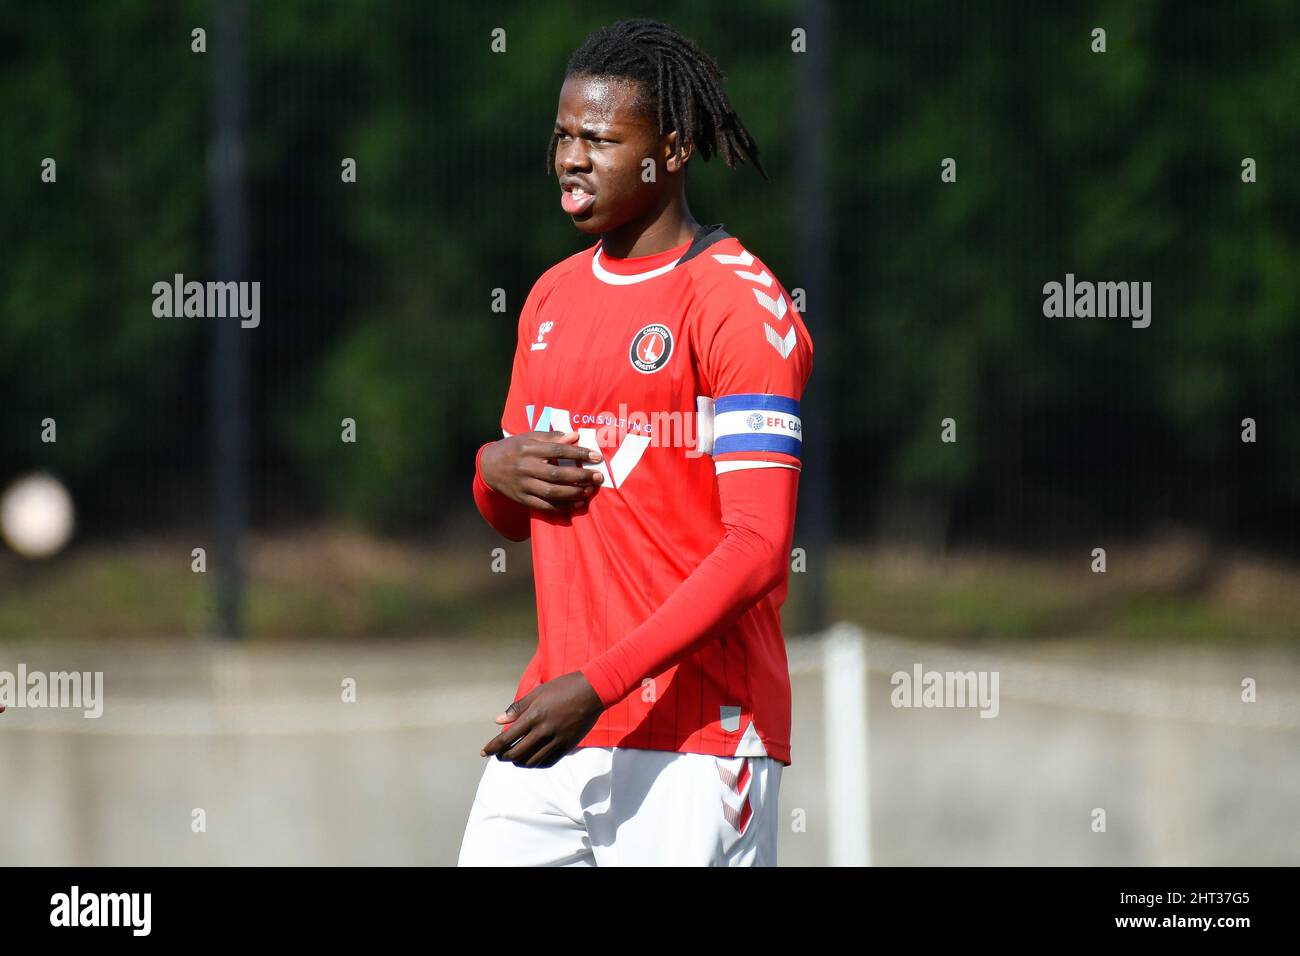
[681, 232, 797, 328]
[682, 229, 812, 398]
[515, 244, 597, 342]
[681, 231, 811, 367]
[527, 243, 596, 302]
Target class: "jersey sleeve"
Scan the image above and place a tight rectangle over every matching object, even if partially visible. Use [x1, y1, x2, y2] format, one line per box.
[472, 282, 546, 542]
[580, 465, 799, 708]
[500, 281, 545, 438]
[693, 255, 813, 474]
[472, 440, 531, 541]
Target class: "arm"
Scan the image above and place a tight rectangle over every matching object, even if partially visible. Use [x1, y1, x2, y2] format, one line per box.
[580, 465, 798, 706]
[472, 439, 532, 542]
[575, 259, 813, 703]
[472, 432, 606, 542]
[479, 465, 799, 767]
[470, 277, 603, 540]
[474, 301, 534, 541]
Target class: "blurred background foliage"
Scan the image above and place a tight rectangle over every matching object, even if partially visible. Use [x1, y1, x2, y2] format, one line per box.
[1, 0, 1297, 555]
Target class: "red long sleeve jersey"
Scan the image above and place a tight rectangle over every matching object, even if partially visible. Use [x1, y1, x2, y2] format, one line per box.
[497, 224, 812, 764]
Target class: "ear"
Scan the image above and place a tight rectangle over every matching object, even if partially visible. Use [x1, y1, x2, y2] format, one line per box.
[663, 129, 693, 174]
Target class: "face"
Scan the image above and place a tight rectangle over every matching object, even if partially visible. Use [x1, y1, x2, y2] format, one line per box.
[553, 74, 689, 236]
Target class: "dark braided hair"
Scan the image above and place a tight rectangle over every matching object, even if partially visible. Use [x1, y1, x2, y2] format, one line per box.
[546, 19, 767, 181]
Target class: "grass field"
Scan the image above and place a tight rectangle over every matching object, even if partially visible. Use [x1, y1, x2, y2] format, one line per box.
[1, 524, 1298, 644]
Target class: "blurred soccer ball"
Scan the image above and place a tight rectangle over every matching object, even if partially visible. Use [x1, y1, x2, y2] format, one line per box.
[1, 472, 75, 559]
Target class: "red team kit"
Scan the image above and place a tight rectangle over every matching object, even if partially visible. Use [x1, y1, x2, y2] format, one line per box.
[474, 225, 813, 764]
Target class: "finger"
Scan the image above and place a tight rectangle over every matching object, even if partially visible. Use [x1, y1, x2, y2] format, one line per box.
[517, 492, 566, 513]
[520, 477, 589, 505]
[520, 491, 592, 513]
[481, 724, 526, 758]
[526, 440, 603, 464]
[524, 736, 567, 769]
[501, 726, 550, 765]
[497, 692, 535, 725]
[481, 711, 535, 757]
[519, 460, 604, 486]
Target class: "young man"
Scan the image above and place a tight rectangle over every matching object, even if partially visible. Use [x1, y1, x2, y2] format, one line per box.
[459, 19, 812, 867]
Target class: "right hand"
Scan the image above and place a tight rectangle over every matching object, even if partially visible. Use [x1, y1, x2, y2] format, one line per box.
[480, 431, 605, 513]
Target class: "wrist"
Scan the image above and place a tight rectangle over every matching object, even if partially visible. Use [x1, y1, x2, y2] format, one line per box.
[574, 670, 607, 714]
[475, 440, 502, 494]
[580, 658, 626, 709]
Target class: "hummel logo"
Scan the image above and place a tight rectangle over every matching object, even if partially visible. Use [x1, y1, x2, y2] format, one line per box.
[712, 249, 795, 360]
[751, 288, 787, 322]
[765, 323, 796, 358]
[530, 320, 555, 351]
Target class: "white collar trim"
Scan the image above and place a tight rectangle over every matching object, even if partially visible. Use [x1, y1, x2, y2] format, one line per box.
[591, 245, 683, 285]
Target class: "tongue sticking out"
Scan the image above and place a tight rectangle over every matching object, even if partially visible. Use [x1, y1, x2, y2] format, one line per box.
[562, 187, 595, 215]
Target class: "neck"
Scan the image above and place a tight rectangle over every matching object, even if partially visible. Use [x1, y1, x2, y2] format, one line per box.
[600, 190, 700, 259]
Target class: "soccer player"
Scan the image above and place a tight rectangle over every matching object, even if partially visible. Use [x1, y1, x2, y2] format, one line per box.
[459, 18, 812, 867]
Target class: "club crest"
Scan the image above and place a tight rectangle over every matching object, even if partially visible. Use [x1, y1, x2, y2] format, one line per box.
[629, 323, 672, 373]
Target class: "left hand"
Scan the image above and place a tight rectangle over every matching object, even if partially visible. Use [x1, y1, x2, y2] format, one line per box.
[480, 672, 604, 768]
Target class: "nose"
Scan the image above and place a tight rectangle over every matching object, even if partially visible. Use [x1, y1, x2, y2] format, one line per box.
[556, 136, 590, 174]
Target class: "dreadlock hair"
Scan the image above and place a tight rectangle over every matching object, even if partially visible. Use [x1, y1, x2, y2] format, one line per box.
[546, 18, 767, 181]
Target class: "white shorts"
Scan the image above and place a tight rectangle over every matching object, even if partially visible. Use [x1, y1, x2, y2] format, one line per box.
[458, 746, 783, 867]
